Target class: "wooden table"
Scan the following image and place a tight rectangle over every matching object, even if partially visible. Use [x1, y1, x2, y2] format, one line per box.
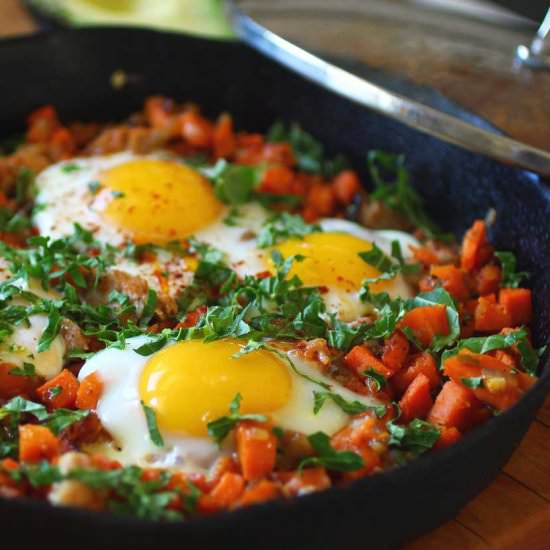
[1, 1, 549, 547]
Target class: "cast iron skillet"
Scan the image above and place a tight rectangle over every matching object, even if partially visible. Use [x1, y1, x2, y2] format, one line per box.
[0, 27, 549, 550]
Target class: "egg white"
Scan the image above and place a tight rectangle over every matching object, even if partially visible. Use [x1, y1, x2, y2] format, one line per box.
[318, 218, 420, 258]
[108, 251, 195, 307]
[193, 202, 269, 278]
[0, 267, 65, 379]
[271, 348, 381, 435]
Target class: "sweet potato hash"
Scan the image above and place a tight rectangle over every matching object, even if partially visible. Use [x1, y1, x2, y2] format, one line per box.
[0, 97, 540, 520]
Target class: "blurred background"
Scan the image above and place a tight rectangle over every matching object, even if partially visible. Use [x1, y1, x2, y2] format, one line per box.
[0, 0, 548, 151]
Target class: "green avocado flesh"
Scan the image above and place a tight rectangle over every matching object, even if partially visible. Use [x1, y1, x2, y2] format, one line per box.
[28, 0, 234, 38]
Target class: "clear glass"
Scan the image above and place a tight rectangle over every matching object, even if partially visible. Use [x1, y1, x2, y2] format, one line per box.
[233, 0, 550, 152]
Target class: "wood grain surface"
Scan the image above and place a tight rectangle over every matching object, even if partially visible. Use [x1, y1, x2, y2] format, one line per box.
[0, 1, 548, 548]
[0, 0, 35, 37]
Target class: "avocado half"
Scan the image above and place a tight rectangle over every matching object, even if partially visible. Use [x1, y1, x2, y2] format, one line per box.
[25, 0, 234, 38]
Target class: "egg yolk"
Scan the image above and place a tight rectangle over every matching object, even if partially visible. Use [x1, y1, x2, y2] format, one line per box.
[273, 232, 388, 293]
[139, 339, 292, 437]
[98, 159, 222, 244]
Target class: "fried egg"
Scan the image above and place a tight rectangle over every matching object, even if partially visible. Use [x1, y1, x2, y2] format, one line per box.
[33, 152, 224, 247]
[78, 336, 381, 473]
[268, 219, 418, 321]
[191, 214, 418, 321]
[32, 153, 270, 300]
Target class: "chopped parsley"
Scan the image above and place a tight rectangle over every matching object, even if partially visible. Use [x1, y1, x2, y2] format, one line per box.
[0, 208, 32, 233]
[134, 334, 169, 356]
[494, 251, 529, 288]
[1, 223, 115, 293]
[61, 163, 80, 173]
[359, 242, 395, 273]
[48, 385, 63, 399]
[408, 288, 460, 351]
[387, 418, 440, 456]
[257, 212, 321, 248]
[441, 327, 541, 375]
[46, 408, 90, 435]
[182, 250, 328, 343]
[367, 150, 448, 241]
[266, 121, 348, 178]
[223, 207, 241, 227]
[88, 180, 101, 194]
[517, 338, 541, 376]
[0, 224, 167, 352]
[299, 431, 364, 472]
[207, 393, 268, 445]
[401, 326, 423, 350]
[359, 241, 421, 290]
[8, 362, 36, 377]
[37, 304, 62, 352]
[359, 289, 408, 340]
[0, 396, 49, 422]
[255, 192, 303, 210]
[446, 328, 528, 356]
[461, 377, 483, 389]
[0, 396, 88, 435]
[8, 461, 62, 487]
[74, 466, 184, 520]
[362, 368, 387, 392]
[15, 167, 36, 205]
[390, 240, 422, 275]
[206, 160, 262, 205]
[326, 315, 369, 351]
[139, 289, 158, 327]
[313, 390, 386, 418]
[141, 401, 164, 447]
[5, 462, 188, 521]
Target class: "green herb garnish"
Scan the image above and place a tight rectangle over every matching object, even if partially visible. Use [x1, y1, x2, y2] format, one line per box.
[408, 288, 460, 351]
[494, 251, 529, 288]
[267, 121, 348, 178]
[61, 163, 80, 173]
[0, 396, 88, 435]
[9, 363, 36, 377]
[257, 212, 321, 248]
[363, 368, 387, 392]
[88, 181, 101, 194]
[299, 431, 364, 472]
[461, 377, 483, 389]
[207, 393, 268, 445]
[367, 150, 448, 241]
[387, 418, 440, 455]
[141, 401, 164, 447]
[313, 390, 386, 418]
[207, 160, 262, 205]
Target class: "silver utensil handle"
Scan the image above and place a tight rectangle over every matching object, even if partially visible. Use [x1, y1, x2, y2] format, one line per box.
[228, 2, 550, 179]
[517, 8, 550, 69]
